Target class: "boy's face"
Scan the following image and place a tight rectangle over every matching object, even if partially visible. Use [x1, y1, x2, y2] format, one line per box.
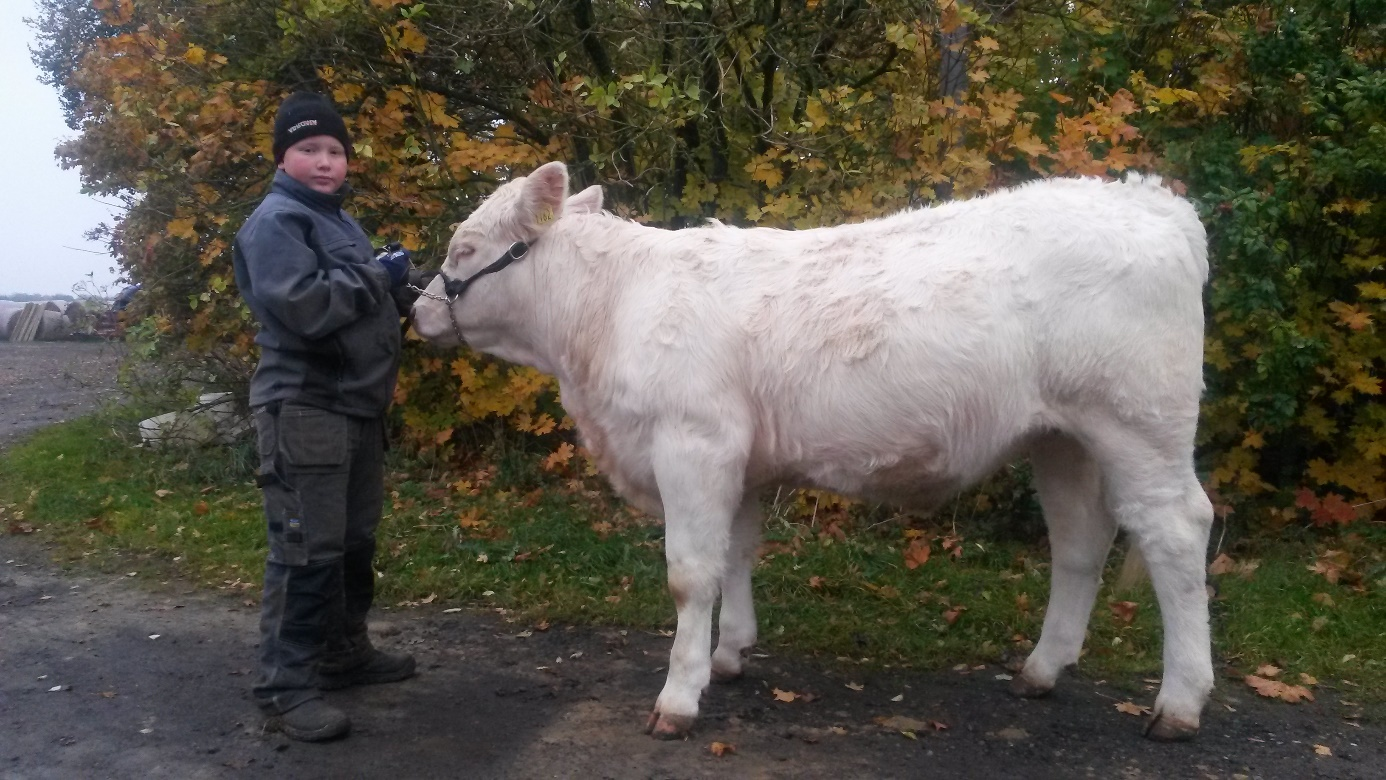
[278, 135, 348, 195]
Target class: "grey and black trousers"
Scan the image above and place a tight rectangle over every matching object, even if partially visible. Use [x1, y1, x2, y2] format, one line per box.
[251, 402, 385, 715]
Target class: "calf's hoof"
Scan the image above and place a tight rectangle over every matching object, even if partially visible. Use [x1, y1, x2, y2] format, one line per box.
[644, 710, 695, 740]
[1008, 674, 1054, 699]
[1144, 713, 1199, 742]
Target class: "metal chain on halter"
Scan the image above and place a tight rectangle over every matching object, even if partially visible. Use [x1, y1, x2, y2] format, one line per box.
[408, 241, 529, 346]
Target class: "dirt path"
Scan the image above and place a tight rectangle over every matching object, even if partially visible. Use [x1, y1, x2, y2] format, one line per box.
[0, 341, 127, 448]
[2, 343, 1382, 779]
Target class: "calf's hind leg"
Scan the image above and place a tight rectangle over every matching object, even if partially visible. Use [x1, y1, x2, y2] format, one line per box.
[1087, 421, 1215, 741]
[1013, 434, 1116, 698]
[711, 497, 762, 683]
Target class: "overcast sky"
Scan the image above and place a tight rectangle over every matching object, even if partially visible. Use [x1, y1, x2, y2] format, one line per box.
[0, 0, 123, 298]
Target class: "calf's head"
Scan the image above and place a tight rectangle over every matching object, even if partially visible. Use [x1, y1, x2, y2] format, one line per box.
[411, 161, 603, 354]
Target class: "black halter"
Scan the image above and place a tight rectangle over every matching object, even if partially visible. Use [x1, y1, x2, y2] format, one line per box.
[411, 241, 529, 344]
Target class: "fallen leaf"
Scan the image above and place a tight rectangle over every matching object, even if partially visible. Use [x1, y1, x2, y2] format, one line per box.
[903, 539, 931, 570]
[1245, 675, 1314, 703]
[928, 720, 949, 731]
[709, 741, 735, 757]
[1314, 744, 1332, 757]
[808, 575, 825, 589]
[193, 501, 209, 516]
[1300, 673, 1318, 686]
[1312, 592, 1335, 607]
[1115, 701, 1150, 716]
[890, 693, 904, 702]
[772, 688, 799, 703]
[845, 682, 864, 691]
[1255, 664, 1282, 679]
[154, 489, 172, 498]
[98, 691, 117, 698]
[942, 606, 966, 625]
[829, 726, 848, 735]
[873, 715, 929, 732]
[1208, 553, 1237, 575]
[1109, 601, 1139, 625]
[148, 634, 161, 640]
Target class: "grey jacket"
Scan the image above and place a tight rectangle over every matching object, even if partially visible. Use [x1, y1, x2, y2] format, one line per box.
[233, 171, 401, 417]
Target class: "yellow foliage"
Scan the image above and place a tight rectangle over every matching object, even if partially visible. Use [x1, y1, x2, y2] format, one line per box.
[166, 217, 198, 241]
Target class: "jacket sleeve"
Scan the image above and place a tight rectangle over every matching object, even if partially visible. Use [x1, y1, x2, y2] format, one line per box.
[238, 209, 393, 341]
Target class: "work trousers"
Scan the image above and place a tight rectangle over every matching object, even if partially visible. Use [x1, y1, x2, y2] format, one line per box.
[250, 402, 385, 714]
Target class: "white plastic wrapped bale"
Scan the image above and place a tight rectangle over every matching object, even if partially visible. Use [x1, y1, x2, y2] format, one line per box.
[36, 310, 72, 340]
[0, 302, 24, 339]
[138, 393, 250, 447]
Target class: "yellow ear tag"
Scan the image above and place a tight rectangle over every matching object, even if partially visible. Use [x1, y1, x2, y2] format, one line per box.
[536, 206, 555, 225]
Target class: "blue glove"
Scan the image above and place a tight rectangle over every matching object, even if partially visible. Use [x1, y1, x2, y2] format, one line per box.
[374, 243, 412, 286]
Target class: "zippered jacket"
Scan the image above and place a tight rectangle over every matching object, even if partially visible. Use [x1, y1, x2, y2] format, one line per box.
[233, 171, 401, 417]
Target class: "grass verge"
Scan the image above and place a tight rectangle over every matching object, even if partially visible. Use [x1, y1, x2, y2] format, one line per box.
[2, 410, 1382, 716]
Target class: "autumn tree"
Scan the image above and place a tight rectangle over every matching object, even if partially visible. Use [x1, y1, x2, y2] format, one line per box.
[33, 0, 1385, 529]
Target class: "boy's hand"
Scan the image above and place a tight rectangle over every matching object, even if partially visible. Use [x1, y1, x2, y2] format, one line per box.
[374, 243, 412, 286]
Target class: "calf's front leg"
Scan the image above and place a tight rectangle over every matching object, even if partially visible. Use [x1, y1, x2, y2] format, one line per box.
[644, 435, 745, 739]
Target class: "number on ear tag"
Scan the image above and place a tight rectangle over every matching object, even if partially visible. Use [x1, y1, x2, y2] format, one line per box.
[536, 206, 555, 225]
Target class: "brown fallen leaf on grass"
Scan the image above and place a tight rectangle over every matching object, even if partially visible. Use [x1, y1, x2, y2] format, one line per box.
[1300, 673, 1318, 686]
[772, 688, 799, 703]
[1109, 600, 1139, 625]
[1115, 701, 1151, 716]
[1208, 552, 1260, 578]
[808, 575, 825, 589]
[1208, 553, 1236, 575]
[154, 489, 172, 498]
[903, 539, 931, 570]
[1312, 592, 1336, 607]
[1314, 744, 1332, 757]
[709, 741, 735, 757]
[1308, 549, 1357, 585]
[942, 606, 966, 625]
[1255, 664, 1283, 678]
[1245, 675, 1315, 703]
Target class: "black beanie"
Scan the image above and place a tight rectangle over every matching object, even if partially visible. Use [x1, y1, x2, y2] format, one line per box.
[272, 92, 352, 163]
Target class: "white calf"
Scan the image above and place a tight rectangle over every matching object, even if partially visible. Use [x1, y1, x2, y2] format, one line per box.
[413, 162, 1214, 741]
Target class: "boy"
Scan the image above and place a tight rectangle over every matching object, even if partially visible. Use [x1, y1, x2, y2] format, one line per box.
[232, 92, 417, 742]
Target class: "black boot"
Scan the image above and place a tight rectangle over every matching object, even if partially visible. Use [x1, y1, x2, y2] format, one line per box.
[319, 642, 417, 690]
[319, 542, 416, 690]
[254, 559, 349, 737]
[265, 697, 350, 742]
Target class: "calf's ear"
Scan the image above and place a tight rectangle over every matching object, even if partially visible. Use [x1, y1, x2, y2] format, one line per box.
[521, 162, 569, 236]
[566, 185, 604, 215]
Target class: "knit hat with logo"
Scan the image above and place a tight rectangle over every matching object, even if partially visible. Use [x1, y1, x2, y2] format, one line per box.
[272, 92, 352, 163]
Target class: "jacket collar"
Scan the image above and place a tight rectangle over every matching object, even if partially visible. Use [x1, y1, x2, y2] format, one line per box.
[271, 169, 352, 212]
